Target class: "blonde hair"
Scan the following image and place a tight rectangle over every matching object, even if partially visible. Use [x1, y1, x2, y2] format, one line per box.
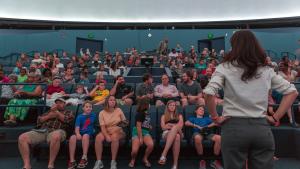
[164, 100, 179, 122]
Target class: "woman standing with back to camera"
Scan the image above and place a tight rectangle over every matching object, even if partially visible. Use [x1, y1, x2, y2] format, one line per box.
[203, 30, 298, 169]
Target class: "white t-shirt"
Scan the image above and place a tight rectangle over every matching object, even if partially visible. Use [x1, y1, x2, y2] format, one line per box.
[168, 52, 178, 58]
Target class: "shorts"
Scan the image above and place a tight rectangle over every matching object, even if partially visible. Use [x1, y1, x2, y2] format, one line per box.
[26, 129, 66, 145]
[79, 131, 94, 137]
[192, 132, 215, 141]
[131, 127, 150, 138]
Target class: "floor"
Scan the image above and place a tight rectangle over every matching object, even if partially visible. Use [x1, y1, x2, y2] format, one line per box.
[1, 157, 300, 169]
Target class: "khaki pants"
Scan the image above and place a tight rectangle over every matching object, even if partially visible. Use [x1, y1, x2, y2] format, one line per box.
[25, 129, 66, 145]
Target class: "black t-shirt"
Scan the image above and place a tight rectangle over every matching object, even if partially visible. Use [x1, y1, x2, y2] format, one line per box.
[135, 111, 151, 130]
[115, 84, 133, 99]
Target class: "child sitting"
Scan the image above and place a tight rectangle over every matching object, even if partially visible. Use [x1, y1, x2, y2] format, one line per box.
[185, 105, 223, 169]
[65, 85, 89, 105]
[68, 101, 96, 169]
[89, 81, 109, 105]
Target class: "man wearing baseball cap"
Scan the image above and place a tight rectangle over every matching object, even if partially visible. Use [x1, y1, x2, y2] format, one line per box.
[18, 97, 74, 169]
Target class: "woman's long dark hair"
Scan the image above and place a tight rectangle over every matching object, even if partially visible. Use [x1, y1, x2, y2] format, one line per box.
[137, 98, 150, 113]
[223, 30, 267, 81]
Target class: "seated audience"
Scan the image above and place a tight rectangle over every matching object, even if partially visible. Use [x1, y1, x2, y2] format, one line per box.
[29, 63, 42, 76]
[31, 52, 43, 65]
[54, 58, 64, 69]
[95, 72, 107, 84]
[18, 98, 74, 169]
[93, 96, 128, 169]
[110, 75, 134, 106]
[136, 74, 154, 103]
[179, 70, 204, 107]
[18, 67, 28, 83]
[185, 105, 223, 169]
[278, 61, 298, 125]
[109, 62, 121, 78]
[42, 68, 53, 84]
[13, 61, 23, 75]
[78, 72, 90, 85]
[68, 101, 96, 169]
[154, 74, 179, 106]
[0, 74, 17, 124]
[46, 76, 65, 107]
[94, 64, 108, 76]
[129, 98, 154, 168]
[65, 84, 89, 106]
[61, 67, 75, 84]
[4, 73, 42, 126]
[158, 100, 184, 169]
[89, 81, 109, 105]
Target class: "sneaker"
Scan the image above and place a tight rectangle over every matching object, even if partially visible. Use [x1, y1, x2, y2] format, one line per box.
[210, 160, 223, 169]
[93, 160, 104, 169]
[171, 165, 177, 169]
[110, 160, 117, 169]
[199, 160, 206, 169]
[67, 161, 77, 169]
[77, 158, 88, 168]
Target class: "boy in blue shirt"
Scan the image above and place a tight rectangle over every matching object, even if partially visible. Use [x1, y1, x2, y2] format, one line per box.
[185, 105, 223, 169]
[68, 101, 96, 169]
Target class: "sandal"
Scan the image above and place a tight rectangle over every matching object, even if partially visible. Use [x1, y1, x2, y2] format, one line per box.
[143, 160, 151, 168]
[128, 160, 135, 168]
[158, 156, 166, 165]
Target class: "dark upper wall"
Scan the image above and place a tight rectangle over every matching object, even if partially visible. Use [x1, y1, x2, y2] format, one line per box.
[0, 28, 299, 61]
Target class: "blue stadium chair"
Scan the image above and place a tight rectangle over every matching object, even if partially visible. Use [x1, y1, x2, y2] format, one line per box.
[3, 66, 14, 75]
[73, 68, 80, 74]
[73, 75, 80, 83]
[119, 105, 131, 120]
[88, 74, 96, 83]
[65, 105, 79, 117]
[153, 76, 163, 83]
[127, 83, 136, 92]
[89, 67, 97, 74]
[105, 83, 114, 90]
[124, 77, 142, 83]
[104, 75, 115, 83]
[85, 83, 96, 91]
[61, 84, 74, 94]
